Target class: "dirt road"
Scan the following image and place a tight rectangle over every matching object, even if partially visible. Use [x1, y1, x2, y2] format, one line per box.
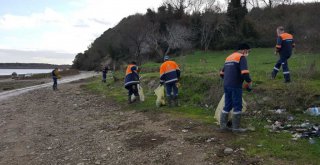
[0, 72, 97, 102]
[0, 80, 261, 165]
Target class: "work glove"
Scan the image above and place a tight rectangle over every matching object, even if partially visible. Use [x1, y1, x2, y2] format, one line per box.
[243, 82, 253, 92]
[160, 81, 164, 86]
[176, 82, 181, 88]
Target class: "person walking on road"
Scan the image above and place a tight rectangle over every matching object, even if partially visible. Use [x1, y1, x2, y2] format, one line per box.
[52, 68, 61, 91]
[271, 26, 295, 83]
[160, 55, 181, 107]
[219, 43, 252, 133]
[124, 61, 140, 104]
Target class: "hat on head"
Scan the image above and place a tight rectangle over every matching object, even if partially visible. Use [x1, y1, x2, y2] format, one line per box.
[164, 55, 170, 60]
[237, 43, 251, 50]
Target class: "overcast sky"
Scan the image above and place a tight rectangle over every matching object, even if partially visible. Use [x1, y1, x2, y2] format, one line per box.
[0, 0, 317, 65]
[0, 0, 162, 64]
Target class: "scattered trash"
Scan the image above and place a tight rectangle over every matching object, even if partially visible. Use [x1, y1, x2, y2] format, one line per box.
[309, 138, 316, 144]
[305, 106, 320, 116]
[287, 115, 294, 121]
[206, 138, 215, 143]
[266, 119, 320, 139]
[257, 144, 263, 147]
[182, 129, 188, 133]
[247, 126, 256, 131]
[224, 147, 234, 154]
[268, 109, 286, 114]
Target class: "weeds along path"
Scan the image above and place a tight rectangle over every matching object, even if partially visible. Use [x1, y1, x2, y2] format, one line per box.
[0, 80, 261, 165]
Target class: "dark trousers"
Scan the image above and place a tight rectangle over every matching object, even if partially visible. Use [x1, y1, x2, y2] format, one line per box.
[272, 55, 291, 81]
[102, 72, 107, 82]
[223, 87, 242, 114]
[53, 78, 58, 90]
[165, 82, 178, 97]
[126, 84, 139, 96]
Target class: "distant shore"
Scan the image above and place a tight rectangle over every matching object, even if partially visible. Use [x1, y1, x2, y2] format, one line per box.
[0, 63, 71, 69]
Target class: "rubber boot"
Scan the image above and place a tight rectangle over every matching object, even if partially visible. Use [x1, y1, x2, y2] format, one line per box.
[219, 112, 230, 132]
[128, 95, 132, 104]
[53, 85, 57, 91]
[166, 96, 172, 107]
[232, 114, 247, 133]
[284, 74, 291, 83]
[173, 96, 179, 107]
[271, 70, 277, 79]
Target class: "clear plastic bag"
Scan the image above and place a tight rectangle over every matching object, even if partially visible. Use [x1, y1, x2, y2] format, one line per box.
[214, 94, 247, 125]
[154, 85, 166, 107]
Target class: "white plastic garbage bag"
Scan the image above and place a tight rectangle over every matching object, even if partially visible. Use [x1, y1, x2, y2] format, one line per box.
[154, 85, 166, 107]
[130, 84, 145, 102]
[138, 84, 145, 102]
[214, 94, 247, 125]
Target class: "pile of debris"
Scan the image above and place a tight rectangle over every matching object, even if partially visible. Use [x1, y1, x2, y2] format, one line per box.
[264, 108, 320, 141]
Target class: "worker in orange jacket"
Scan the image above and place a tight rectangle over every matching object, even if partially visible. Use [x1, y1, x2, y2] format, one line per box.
[160, 55, 181, 107]
[124, 61, 140, 104]
[271, 26, 295, 83]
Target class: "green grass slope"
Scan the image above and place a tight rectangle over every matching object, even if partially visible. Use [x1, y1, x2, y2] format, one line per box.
[85, 48, 320, 164]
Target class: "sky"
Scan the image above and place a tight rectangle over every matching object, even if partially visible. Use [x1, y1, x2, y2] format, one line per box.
[0, 0, 162, 64]
[0, 0, 317, 65]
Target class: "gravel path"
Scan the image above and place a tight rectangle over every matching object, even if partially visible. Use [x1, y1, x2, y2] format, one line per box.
[0, 80, 260, 165]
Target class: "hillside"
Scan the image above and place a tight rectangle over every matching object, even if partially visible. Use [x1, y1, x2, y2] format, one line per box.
[85, 48, 320, 164]
[72, 2, 320, 71]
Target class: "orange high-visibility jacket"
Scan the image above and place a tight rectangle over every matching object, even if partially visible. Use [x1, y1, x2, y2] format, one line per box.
[124, 64, 139, 87]
[220, 52, 251, 88]
[160, 60, 180, 84]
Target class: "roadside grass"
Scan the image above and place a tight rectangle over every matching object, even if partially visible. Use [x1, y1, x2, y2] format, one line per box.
[85, 77, 216, 124]
[85, 48, 320, 164]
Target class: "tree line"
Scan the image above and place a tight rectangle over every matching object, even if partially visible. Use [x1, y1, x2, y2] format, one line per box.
[72, 0, 320, 70]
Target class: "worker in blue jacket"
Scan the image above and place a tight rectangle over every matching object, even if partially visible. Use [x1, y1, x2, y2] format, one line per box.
[271, 26, 295, 83]
[219, 43, 252, 133]
[124, 61, 140, 104]
[52, 68, 61, 91]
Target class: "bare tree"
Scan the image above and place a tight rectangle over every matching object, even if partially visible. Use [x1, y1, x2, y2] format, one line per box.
[189, 0, 217, 13]
[117, 15, 149, 63]
[259, 0, 294, 8]
[164, 24, 193, 55]
[200, 12, 227, 51]
[164, 0, 193, 14]
[247, 0, 260, 8]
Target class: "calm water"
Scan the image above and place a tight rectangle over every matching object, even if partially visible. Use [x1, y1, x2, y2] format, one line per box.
[0, 69, 53, 76]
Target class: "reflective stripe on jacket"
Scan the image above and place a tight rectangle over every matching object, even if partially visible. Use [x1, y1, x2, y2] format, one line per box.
[276, 33, 295, 56]
[160, 60, 180, 84]
[220, 52, 251, 88]
[124, 64, 139, 87]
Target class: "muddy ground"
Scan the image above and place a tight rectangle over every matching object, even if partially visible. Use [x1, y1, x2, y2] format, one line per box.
[0, 80, 262, 165]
